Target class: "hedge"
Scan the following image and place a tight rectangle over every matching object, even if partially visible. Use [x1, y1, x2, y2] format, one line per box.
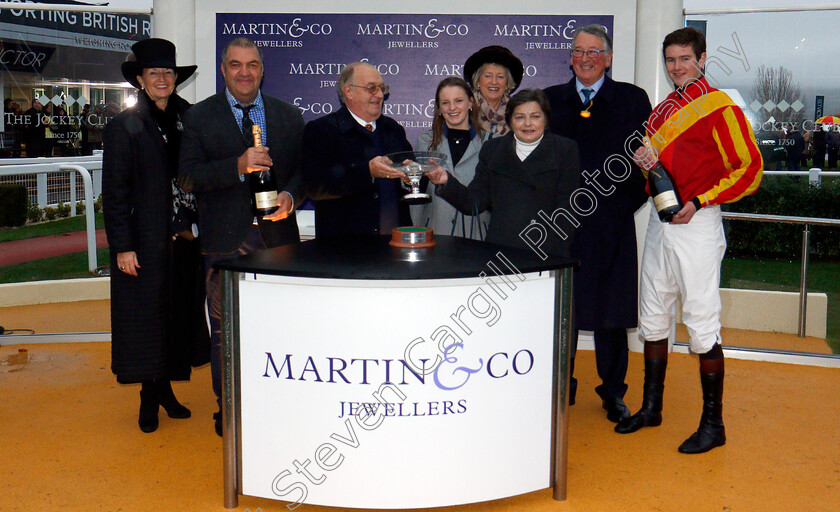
[0, 184, 28, 227]
[723, 175, 840, 259]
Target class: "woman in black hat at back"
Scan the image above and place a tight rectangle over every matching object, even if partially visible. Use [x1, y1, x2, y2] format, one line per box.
[103, 38, 209, 433]
[463, 45, 524, 136]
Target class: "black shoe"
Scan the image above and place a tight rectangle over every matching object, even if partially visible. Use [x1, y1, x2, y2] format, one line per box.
[615, 408, 662, 433]
[602, 397, 631, 423]
[615, 340, 667, 434]
[678, 368, 725, 454]
[569, 372, 577, 406]
[213, 410, 223, 437]
[156, 380, 191, 419]
[678, 423, 726, 454]
[139, 381, 159, 433]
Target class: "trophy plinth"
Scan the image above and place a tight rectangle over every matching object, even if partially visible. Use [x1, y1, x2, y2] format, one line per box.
[389, 226, 435, 248]
[385, 151, 448, 205]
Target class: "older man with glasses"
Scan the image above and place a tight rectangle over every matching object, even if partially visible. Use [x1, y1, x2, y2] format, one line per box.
[543, 24, 652, 423]
[304, 61, 413, 238]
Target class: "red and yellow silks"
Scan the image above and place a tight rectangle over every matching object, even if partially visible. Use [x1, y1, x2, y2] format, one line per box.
[645, 77, 763, 206]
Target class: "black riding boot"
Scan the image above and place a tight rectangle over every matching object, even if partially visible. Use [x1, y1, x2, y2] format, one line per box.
[139, 380, 159, 433]
[156, 379, 191, 419]
[615, 338, 668, 434]
[679, 344, 726, 454]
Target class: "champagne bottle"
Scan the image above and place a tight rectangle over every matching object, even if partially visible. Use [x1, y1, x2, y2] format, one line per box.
[643, 136, 683, 223]
[248, 124, 279, 216]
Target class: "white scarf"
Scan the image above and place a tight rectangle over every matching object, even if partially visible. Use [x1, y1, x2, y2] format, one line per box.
[514, 134, 543, 161]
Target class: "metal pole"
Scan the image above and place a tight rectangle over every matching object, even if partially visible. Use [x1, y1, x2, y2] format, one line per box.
[69, 170, 77, 216]
[221, 270, 241, 509]
[59, 164, 96, 272]
[552, 267, 573, 501]
[798, 225, 811, 337]
[809, 168, 822, 188]
[37, 172, 48, 208]
[549, 272, 559, 490]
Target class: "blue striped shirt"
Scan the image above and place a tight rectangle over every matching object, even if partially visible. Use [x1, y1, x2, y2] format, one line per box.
[225, 88, 266, 146]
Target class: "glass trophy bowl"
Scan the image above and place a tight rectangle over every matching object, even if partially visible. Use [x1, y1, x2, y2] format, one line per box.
[385, 151, 448, 205]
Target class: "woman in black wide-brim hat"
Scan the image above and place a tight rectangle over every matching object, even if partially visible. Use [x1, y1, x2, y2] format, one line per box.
[102, 38, 209, 433]
[463, 45, 524, 136]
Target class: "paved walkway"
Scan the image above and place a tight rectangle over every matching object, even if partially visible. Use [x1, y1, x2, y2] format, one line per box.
[0, 228, 108, 266]
[2, 342, 839, 511]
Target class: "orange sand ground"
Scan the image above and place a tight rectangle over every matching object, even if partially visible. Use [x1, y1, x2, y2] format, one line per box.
[0, 299, 112, 333]
[1, 299, 831, 353]
[1, 302, 839, 511]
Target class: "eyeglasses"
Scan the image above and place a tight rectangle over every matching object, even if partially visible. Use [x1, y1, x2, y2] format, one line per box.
[571, 49, 606, 59]
[348, 83, 390, 95]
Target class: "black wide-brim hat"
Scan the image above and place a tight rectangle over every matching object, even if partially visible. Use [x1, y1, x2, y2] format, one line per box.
[121, 38, 197, 89]
[463, 45, 524, 92]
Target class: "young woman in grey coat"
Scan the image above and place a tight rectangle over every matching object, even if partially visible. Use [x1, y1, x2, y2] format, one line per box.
[413, 77, 491, 239]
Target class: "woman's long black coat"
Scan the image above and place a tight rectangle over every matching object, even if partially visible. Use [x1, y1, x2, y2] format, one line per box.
[103, 93, 209, 384]
[437, 132, 581, 258]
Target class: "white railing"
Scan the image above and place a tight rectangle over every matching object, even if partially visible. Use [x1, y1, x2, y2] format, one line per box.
[0, 157, 102, 272]
[721, 211, 840, 337]
[763, 168, 840, 187]
[0, 155, 103, 209]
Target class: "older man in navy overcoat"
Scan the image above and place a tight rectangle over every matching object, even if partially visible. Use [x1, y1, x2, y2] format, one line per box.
[544, 24, 652, 423]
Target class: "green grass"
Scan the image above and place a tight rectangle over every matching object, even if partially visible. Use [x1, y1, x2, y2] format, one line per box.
[721, 256, 840, 354]
[2, 217, 837, 355]
[0, 248, 110, 283]
[0, 213, 104, 243]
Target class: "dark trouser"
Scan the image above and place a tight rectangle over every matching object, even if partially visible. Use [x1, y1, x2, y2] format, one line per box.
[204, 225, 266, 407]
[570, 328, 629, 402]
[814, 146, 826, 168]
[828, 147, 838, 169]
[790, 155, 801, 171]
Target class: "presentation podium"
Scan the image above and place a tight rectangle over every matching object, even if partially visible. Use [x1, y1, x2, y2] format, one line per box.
[215, 235, 575, 509]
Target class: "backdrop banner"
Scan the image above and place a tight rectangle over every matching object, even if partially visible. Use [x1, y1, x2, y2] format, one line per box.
[216, 13, 613, 142]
